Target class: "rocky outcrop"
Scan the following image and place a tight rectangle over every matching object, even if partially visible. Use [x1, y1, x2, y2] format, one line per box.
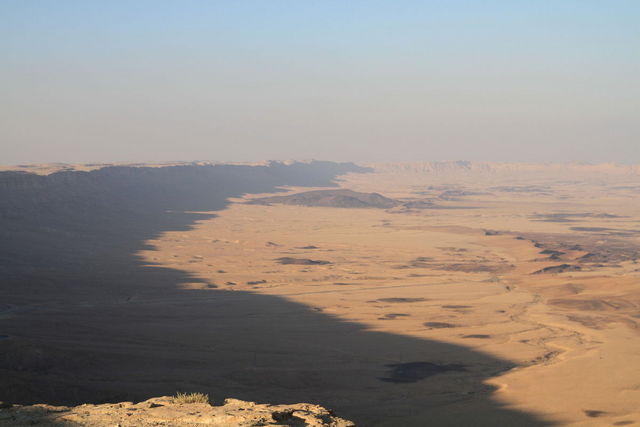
[0, 396, 354, 426]
[249, 189, 399, 209]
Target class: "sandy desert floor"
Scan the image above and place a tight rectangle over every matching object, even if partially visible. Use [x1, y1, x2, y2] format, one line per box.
[137, 168, 640, 426]
[2, 162, 640, 426]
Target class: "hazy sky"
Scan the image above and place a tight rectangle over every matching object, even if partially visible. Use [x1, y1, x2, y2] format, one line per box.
[1, 0, 639, 164]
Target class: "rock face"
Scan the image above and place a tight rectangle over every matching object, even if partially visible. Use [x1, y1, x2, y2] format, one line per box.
[0, 161, 368, 303]
[0, 396, 355, 426]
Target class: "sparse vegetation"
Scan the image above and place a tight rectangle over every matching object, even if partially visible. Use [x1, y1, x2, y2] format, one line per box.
[173, 392, 210, 404]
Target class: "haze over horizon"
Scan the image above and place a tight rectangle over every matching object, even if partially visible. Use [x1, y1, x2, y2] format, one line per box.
[2, 0, 639, 165]
[3, 4, 640, 423]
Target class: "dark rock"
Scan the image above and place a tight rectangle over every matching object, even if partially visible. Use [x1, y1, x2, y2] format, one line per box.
[249, 189, 399, 209]
[275, 257, 331, 265]
[375, 298, 426, 303]
[424, 322, 456, 329]
[532, 264, 581, 274]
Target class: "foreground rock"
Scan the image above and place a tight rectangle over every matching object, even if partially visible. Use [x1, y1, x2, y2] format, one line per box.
[0, 396, 355, 426]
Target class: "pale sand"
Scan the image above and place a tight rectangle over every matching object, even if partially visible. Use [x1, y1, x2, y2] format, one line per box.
[139, 167, 640, 425]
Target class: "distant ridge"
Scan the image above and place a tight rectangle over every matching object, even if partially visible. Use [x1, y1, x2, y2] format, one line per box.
[4, 160, 639, 177]
[0, 159, 368, 177]
[370, 161, 640, 176]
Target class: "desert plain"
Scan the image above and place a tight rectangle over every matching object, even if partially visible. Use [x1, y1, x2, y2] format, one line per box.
[1, 161, 640, 426]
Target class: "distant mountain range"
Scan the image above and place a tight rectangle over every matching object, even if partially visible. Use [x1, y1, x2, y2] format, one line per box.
[370, 161, 640, 176]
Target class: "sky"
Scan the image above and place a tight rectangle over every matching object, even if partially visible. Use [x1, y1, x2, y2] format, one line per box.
[1, 0, 639, 164]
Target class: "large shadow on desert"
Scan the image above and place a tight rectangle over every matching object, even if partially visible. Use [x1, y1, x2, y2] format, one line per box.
[0, 162, 552, 425]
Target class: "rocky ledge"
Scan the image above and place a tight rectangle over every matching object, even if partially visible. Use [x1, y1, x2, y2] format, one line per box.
[0, 396, 355, 426]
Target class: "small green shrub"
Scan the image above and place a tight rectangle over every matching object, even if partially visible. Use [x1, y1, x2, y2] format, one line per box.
[173, 391, 210, 404]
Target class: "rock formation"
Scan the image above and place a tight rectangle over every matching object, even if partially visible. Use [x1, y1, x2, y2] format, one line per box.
[0, 396, 354, 426]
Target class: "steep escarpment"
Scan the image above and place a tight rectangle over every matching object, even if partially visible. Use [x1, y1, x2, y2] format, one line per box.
[0, 161, 369, 299]
[0, 161, 372, 406]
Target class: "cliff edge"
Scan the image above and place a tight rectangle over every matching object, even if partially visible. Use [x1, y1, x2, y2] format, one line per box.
[0, 396, 355, 426]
